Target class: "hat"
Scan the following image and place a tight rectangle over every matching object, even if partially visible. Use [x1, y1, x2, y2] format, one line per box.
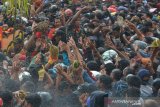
[152, 78, 160, 89]
[137, 69, 150, 79]
[18, 71, 31, 82]
[118, 6, 128, 11]
[102, 50, 118, 64]
[149, 8, 157, 13]
[133, 40, 148, 50]
[65, 9, 73, 17]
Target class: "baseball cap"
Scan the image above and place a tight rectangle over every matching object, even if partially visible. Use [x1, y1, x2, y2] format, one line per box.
[137, 69, 150, 80]
[65, 9, 73, 17]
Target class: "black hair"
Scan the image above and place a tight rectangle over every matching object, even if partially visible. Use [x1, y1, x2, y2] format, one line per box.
[112, 24, 121, 31]
[126, 87, 140, 98]
[87, 61, 100, 71]
[146, 13, 153, 19]
[25, 93, 41, 107]
[118, 59, 130, 71]
[111, 69, 123, 81]
[96, 12, 104, 20]
[4, 79, 20, 92]
[58, 54, 63, 61]
[124, 67, 135, 76]
[127, 75, 141, 88]
[0, 91, 13, 107]
[99, 75, 112, 89]
[140, 27, 149, 35]
[152, 79, 160, 91]
[144, 37, 154, 44]
[89, 91, 106, 107]
[104, 63, 116, 75]
[29, 64, 42, 84]
[21, 81, 36, 93]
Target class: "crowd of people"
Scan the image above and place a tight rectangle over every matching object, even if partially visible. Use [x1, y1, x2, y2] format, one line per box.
[0, 0, 160, 107]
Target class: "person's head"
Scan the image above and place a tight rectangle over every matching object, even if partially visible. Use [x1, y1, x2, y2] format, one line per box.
[104, 63, 116, 75]
[65, 9, 73, 17]
[54, 18, 61, 28]
[126, 75, 141, 89]
[53, 30, 66, 45]
[0, 91, 13, 107]
[4, 79, 20, 92]
[137, 69, 150, 85]
[20, 81, 36, 93]
[117, 59, 130, 71]
[37, 92, 53, 107]
[145, 13, 153, 20]
[87, 91, 106, 107]
[110, 69, 122, 81]
[152, 79, 160, 96]
[111, 24, 121, 38]
[97, 75, 112, 91]
[143, 99, 159, 107]
[126, 87, 140, 100]
[123, 67, 134, 77]
[34, 53, 45, 65]
[24, 93, 41, 107]
[87, 61, 100, 71]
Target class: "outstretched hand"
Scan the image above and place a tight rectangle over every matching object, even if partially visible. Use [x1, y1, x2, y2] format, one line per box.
[105, 35, 116, 49]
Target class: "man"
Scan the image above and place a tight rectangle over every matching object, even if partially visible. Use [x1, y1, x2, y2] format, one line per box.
[96, 75, 112, 96]
[16, 93, 41, 107]
[111, 69, 128, 97]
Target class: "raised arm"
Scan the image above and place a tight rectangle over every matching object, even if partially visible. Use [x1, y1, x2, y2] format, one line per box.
[125, 20, 144, 40]
[68, 6, 90, 25]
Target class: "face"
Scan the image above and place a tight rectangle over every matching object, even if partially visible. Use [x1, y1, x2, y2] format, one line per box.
[8, 66, 12, 75]
[55, 19, 61, 28]
[35, 54, 42, 64]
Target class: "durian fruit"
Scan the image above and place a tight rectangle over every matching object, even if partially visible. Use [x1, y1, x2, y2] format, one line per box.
[19, 90, 27, 100]
[48, 45, 59, 64]
[34, 21, 49, 33]
[38, 65, 45, 81]
[73, 60, 80, 69]
[150, 39, 160, 48]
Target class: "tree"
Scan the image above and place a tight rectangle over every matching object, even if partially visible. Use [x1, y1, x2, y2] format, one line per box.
[2, 0, 30, 17]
